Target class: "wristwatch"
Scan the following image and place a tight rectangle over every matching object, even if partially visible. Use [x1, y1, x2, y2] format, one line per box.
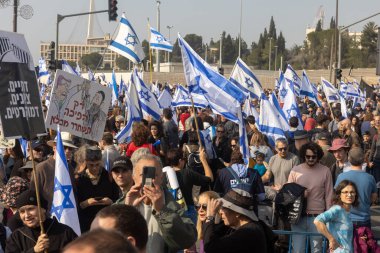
[206, 216, 215, 222]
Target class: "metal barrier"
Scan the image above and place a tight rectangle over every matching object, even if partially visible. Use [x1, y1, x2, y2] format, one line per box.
[273, 230, 328, 253]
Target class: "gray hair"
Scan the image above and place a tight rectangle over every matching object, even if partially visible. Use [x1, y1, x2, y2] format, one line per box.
[130, 148, 151, 166]
[348, 148, 364, 166]
[275, 138, 288, 147]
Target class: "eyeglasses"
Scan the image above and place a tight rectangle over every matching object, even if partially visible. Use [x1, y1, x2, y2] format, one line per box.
[231, 144, 236, 148]
[277, 147, 287, 151]
[195, 204, 207, 211]
[217, 130, 224, 133]
[305, 155, 317, 160]
[341, 191, 356, 196]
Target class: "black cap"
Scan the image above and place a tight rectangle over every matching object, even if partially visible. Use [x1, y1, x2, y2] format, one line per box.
[294, 130, 309, 140]
[16, 190, 48, 210]
[111, 156, 133, 172]
[315, 132, 330, 141]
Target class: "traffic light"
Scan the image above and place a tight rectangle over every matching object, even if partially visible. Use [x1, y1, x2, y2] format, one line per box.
[218, 67, 224, 76]
[48, 60, 56, 71]
[48, 41, 56, 71]
[336, 68, 342, 80]
[108, 0, 118, 21]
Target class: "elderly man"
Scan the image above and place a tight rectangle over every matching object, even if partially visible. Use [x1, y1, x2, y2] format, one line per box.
[30, 132, 78, 211]
[125, 153, 197, 253]
[331, 118, 360, 147]
[6, 190, 77, 253]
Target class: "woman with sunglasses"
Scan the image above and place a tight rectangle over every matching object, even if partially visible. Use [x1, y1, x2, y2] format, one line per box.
[314, 180, 359, 252]
[194, 191, 220, 253]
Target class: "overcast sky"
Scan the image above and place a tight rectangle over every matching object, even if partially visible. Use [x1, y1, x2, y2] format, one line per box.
[1, 0, 380, 64]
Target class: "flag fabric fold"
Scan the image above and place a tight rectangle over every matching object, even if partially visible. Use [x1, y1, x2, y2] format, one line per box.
[111, 70, 119, 105]
[62, 60, 80, 76]
[51, 129, 81, 236]
[109, 14, 145, 64]
[284, 64, 301, 96]
[301, 70, 321, 107]
[116, 92, 134, 143]
[149, 27, 173, 52]
[269, 92, 290, 132]
[158, 86, 173, 109]
[281, 78, 303, 130]
[321, 78, 339, 104]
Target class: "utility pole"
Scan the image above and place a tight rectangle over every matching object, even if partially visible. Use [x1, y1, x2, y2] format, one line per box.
[156, 0, 161, 72]
[268, 37, 273, 71]
[334, 0, 339, 85]
[13, 0, 18, 32]
[238, 0, 243, 58]
[274, 45, 278, 71]
[219, 33, 223, 68]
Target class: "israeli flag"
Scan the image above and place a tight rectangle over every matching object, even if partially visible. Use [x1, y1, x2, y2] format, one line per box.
[230, 58, 263, 99]
[119, 76, 126, 96]
[346, 82, 360, 98]
[269, 92, 290, 132]
[171, 85, 208, 108]
[51, 129, 81, 235]
[237, 107, 250, 163]
[339, 81, 348, 98]
[200, 129, 217, 159]
[38, 58, 50, 85]
[127, 73, 143, 121]
[178, 34, 245, 123]
[339, 93, 348, 118]
[158, 86, 173, 109]
[281, 78, 303, 130]
[111, 70, 119, 105]
[301, 70, 321, 107]
[242, 96, 260, 129]
[88, 68, 95, 81]
[259, 94, 286, 146]
[151, 82, 161, 98]
[149, 27, 173, 52]
[278, 71, 287, 102]
[75, 62, 81, 77]
[284, 64, 301, 96]
[133, 68, 162, 120]
[62, 60, 80, 76]
[116, 92, 135, 143]
[40, 84, 46, 98]
[19, 138, 28, 159]
[321, 78, 339, 104]
[100, 73, 106, 83]
[109, 14, 145, 64]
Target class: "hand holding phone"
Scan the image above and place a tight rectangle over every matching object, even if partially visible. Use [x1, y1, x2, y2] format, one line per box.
[142, 166, 156, 187]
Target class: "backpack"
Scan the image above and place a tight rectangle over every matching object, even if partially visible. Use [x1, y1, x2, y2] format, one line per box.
[184, 145, 203, 174]
[226, 165, 253, 193]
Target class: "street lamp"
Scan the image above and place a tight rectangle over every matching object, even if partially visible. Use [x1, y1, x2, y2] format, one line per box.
[238, 0, 243, 58]
[166, 25, 173, 64]
[268, 37, 273, 71]
[274, 45, 278, 71]
[205, 43, 208, 63]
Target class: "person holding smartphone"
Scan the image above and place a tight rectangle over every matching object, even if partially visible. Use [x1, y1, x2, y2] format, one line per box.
[125, 153, 197, 253]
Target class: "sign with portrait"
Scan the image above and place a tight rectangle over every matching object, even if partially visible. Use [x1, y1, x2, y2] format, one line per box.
[45, 70, 112, 142]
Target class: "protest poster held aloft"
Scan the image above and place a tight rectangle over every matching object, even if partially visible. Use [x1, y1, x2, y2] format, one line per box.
[45, 70, 112, 142]
[0, 30, 46, 140]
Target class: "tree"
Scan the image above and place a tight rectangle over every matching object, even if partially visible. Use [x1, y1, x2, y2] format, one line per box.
[269, 16, 277, 40]
[80, 52, 102, 69]
[361, 22, 378, 53]
[223, 33, 235, 63]
[115, 56, 131, 70]
[171, 34, 203, 62]
[316, 20, 322, 32]
[330, 17, 335, 29]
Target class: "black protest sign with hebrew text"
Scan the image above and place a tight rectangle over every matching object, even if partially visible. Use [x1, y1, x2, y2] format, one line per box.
[0, 62, 46, 139]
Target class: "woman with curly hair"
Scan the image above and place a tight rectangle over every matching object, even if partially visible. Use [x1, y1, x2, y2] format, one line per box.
[126, 122, 158, 157]
[148, 120, 168, 158]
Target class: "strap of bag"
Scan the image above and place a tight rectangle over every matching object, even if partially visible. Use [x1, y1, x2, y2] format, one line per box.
[226, 166, 244, 185]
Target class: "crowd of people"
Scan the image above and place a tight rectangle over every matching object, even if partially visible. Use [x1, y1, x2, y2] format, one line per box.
[1, 83, 380, 253]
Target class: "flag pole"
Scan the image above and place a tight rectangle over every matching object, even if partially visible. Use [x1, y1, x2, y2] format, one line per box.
[189, 95, 203, 149]
[147, 18, 153, 84]
[28, 140, 46, 246]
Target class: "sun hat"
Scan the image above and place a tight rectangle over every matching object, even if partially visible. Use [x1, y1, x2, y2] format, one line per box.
[219, 189, 258, 222]
[47, 132, 78, 149]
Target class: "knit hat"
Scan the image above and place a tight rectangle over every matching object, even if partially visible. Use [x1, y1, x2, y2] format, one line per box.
[0, 177, 29, 208]
[16, 190, 48, 210]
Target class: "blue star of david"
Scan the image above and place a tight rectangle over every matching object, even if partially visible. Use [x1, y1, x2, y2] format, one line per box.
[139, 90, 151, 102]
[286, 104, 298, 119]
[205, 134, 212, 143]
[182, 94, 188, 100]
[245, 77, 254, 88]
[125, 33, 137, 46]
[280, 87, 287, 98]
[50, 178, 74, 220]
[156, 36, 164, 43]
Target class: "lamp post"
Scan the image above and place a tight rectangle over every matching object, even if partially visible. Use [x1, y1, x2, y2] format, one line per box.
[166, 25, 173, 64]
[238, 0, 243, 58]
[219, 33, 223, 68]
[156, 0, 161, 72]
[274, 45, 278, 71]
[205, 43, 208, 63]
[268, 37, 273, 71]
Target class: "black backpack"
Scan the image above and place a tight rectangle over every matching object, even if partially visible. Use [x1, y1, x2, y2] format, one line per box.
[184, 145, 203, 174]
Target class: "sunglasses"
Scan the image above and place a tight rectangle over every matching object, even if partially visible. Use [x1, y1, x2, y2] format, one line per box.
[195, 204, 207, 211]
[305, 155, 317, 160]
[217, 130, 224, 133]
[277, 147, 287, 151]
[231, 144, 236, 148]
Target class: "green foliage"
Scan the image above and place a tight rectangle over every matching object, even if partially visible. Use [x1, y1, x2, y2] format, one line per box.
[316, 20, 322, 32]
[330, 17, 335, 29]
[171, 34, 203, 62]
[80, 52, 102, 70]
[115, 56, 131, 70]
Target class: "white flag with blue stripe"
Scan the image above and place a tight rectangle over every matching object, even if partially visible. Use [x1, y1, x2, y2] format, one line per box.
[229, 58, 263, 99]
[116, 92, 134, 143]
[109, 14, 145, 64]
[278, 71, 287, 102]
[111, 70, 119, 105]
[133, 68, 162, 120]
[281, 78, 303, 130]
[284, 64, 301, 96]
[62, 60, 80, 76]
[178, 34, 245, 123]
[51, 129, 81, 235]
[200, 129, 217, 159]
[119, 76, 126, 95]
[158, 86, 173, 109]
[321, 78, 340, 104]
[237, 107, 250, 163]
[301, 70, 321, 106]
[75, 62, 81, 76]
[269, 92, 290, 132]
[88, 67, 95, 81]
[38, 58, 50, 85]
[171, 85, 208, 108]
[127, 74, 143, 121]
[259, 94, 286, 146]
[149, 27, 173, 52]
[242, 96, 260, 129]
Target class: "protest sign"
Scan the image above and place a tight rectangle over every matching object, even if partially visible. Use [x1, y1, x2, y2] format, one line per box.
[0, 30, 46, 139]
[45, 70, 112, 142]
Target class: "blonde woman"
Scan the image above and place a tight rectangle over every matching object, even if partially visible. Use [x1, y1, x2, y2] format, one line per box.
[249, 132, 273, 163]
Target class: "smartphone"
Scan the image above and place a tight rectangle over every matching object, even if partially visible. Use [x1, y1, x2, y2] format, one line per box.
[94, 197, 103, 201]
[218, 158, 225, 163]
[142, 166, 156, 187]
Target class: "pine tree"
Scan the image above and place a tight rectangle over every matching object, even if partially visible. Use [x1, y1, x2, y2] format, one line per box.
[330, 17, 336, 29]
[316, 20, 322, 32]
[269, 16, 277, 40]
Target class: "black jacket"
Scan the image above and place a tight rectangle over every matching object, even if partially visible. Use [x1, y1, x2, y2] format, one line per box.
[5, 217, 77, 253]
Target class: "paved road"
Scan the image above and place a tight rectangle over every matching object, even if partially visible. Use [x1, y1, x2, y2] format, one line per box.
[371, 204, 380, 238]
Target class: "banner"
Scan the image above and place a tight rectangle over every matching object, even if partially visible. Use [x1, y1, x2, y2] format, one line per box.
[0, 30, 46, 139]
[45, 70, 111, 142]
